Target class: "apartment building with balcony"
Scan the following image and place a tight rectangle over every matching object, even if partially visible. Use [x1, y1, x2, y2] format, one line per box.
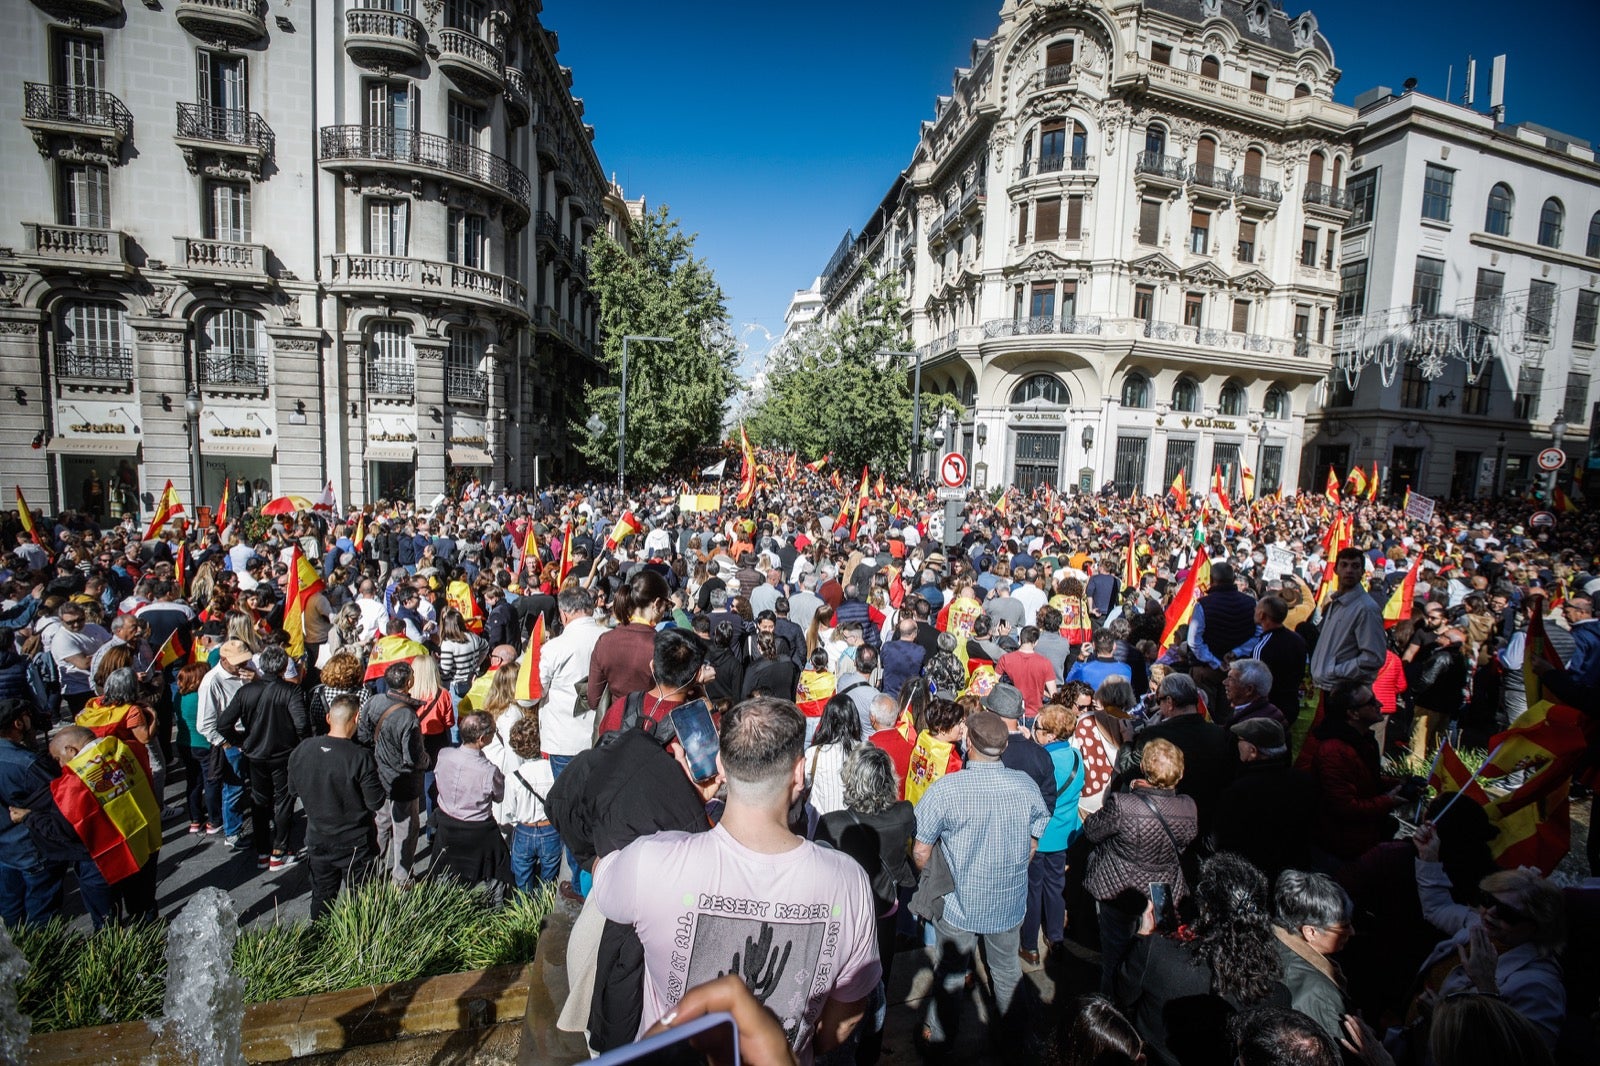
[811, 0, 1358, 497]
[0, 0, 608, 519]
[1304, 86, 1600, 500]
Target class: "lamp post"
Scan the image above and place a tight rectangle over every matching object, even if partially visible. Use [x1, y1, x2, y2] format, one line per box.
[879, 347, 924, 480]
[1547, 413, 1568, 499]
[617, 335, 672, 493]
[184, 386, 204, 513]
[1255, 421, 1269, 499]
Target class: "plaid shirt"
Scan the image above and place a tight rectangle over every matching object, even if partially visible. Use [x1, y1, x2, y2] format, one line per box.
[915, 761, 1049, 934]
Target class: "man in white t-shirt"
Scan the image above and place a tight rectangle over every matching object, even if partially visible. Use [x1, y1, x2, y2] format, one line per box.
[589, 697, 881, 1064]
[48, 602, 112, 716]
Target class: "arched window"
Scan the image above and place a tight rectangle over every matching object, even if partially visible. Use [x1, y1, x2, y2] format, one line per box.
[56, 300, 128, 379]
[1294, 82, 1312, 98]
[1307, 150, 1326, 186]
[1196, 135, 1217, 168]
[1484, 183, 1514, 236]
[1264, 386, 1290, 420]
[1172, 376, 1200, 412]
[1243, 147, 1265, 178]
[1144, 124, 1166, 157]
[1121, 372, 1151, 409]
[200, 308, 266, 386]
[1331, 156, 1343, 187]
[1219, 380, 1247, 416]
[1071, 120, 1088, 163]
[1011, 374, 1070, 405]
[1538, 198, 1564, 248]
[1200, 55, 1221, 79]
[368, 320, 415, 394]
[1588, 212, 1600, 258]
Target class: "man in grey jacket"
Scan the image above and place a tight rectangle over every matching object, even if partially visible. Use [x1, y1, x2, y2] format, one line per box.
[1308, 547, 1385, 695]
[357, 661, 426, 885]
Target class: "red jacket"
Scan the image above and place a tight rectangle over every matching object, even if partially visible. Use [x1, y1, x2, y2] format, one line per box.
[1297, 724, 1400, 861]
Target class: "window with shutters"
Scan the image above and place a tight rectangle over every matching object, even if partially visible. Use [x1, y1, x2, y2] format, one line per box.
[1251, 72, 1269, 93]
[54, 33, 104, 121]
[447, 326, 488, 401]
[1064, 196, 1083, 239]
[1412, 257, 1444, 316]
[1035, 198, 1060, 241]
[1151, 42, 1172, 66]
[444, 0, 485, 34]
[1017, 202, 1029, 244]
[366, 198, 409, 256]
[1563, 373, 1589, 422]
[447, 208, 486, 268]
[1061, 279, 1078, 320]
[200, 308, 266, 386]
[1045, 39, 1074, 69]
[1237, 219, 1256, 263]
[1294, 306, 1311, 352]
[1133, 285, 1155, 322]
[1189, 210, 1209, 254]
[1422, 164, 1454, 222]
[1308, 152, 1325, 186]
[1139, 199, 1161, 244]
[447, 98, 483, 147]
[206, 181, 251, 242]
[1231, 299, 1250, 334]
[365, 81, 414, 159]
[57, 163, 109, 228]
[1301, 226, 1318, 266]
[368, 321, 414, 395]
[1200, 55, 1220, 79]
[1575, 291, 1599, 346]
[1527, 280, 1555, 338]
[1183, 292, 1204, 327]
[195, 50, 248, 141]
[1317, 308, 1329, 342]
[1515, 365, 1542, 420]
[57, 300, 128, 378]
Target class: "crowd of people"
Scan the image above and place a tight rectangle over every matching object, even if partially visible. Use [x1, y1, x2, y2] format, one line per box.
[0, 457, 1596, 1066]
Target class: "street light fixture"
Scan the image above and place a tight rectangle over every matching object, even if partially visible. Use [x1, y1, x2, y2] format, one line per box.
[184, 386, 204, 512]
[1547, 413, 1568, 499]
[617, 335, 673, 493]
[1255, 420, 1269, 499]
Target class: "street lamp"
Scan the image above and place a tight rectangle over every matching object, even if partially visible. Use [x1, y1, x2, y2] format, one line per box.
[184, 386, 204, 513]
[617, 335, 673, 493]
[1255, 421, 1269, 498]
[1547, 413, 1568, 499]
[879, 347, 925, 480]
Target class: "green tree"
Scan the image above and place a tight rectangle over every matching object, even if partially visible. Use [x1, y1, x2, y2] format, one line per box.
[748, 267, 961, 473]
[578, 205, 740, 478]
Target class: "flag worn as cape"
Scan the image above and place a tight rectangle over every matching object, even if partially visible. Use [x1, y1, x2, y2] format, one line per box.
[796, 669, 836, 718]
[142, 480, 184, 542]
[282, 547, 325, 658]
[445, 579, 483, 634]
[1159, 547, 1210, 651]
[904, 731, 957, 805]
[49, 734, 161, 885]
[364, 634, 427, 682]
[514, 614, 545, 702]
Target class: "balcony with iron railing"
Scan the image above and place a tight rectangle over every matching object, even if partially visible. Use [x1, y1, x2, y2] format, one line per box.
[436, 28, 504, 96]
[1016, 154, 1093, 179]
[29, 0, 123, 18]
[366, 362, 414, 397]
[175, 102, 273, 175]
[319, 126, 529, 221]
[22, 222, 130, 271]
[173, 236, 268, 277]
[504, 67, 531, 124]
[1134, 150, 1187, 184]
[1189, 163, 1235, 196]
[446, 365, 489, 403]
[343, 8, 426, 68]
[199, 350, 268, 388]
[1234, 174, 1283, 204]
[981, 315, 1103, 339]
[55, 343, 133, 382]
[325, 253, 527, 318]
[175, 0, 266, 42]
[1303, 183, 1352, 213]
[958, 182, 987, 216]
[23, 83, 132, 150]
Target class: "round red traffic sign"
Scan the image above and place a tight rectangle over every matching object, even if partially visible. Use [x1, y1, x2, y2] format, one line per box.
[1536, 447, 1566, 472]
[1529, 511, 1556, 528]
[939, 451, 968, 488]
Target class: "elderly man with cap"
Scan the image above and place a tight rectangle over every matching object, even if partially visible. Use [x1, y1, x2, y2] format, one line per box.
[1213, 717, 1314, 881]
[984, 682, 1058, 814]
[913, 710, 1050, 1054]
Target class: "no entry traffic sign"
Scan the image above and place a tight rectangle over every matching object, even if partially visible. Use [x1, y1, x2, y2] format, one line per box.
[939, 451, 968, 488]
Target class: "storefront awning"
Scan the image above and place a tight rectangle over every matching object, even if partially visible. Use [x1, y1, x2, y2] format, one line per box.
[447, 445, 494, 467]
[202, 440, 275, 458]
[364, 443, 416, 462]
[47, 435, 140, 456]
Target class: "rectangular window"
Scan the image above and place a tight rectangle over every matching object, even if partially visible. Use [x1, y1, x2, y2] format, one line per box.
[1421, 163, 1454, 222]
[1139, 199, 1161, 244]
[447, 208, 486, 268]
[1039, 119, 1065, 165]
[1323, 231, 1338, 270]
[1045, 40, 1074, 68]
[196, 49, 248, 134]
[58, 162, 109, 228]
[1515, 366, 1542, 420]
[1338, 260, 1368, 318]
[1462, 375, 1490, 415]
[1250, 71, 1269, 93]
[1317, 307, 1329, 342]
[1294, 306, 1311, 349]
[368, 322, 414, 394]
[206, 181, 250, 242]
[1029, 283, 1055, 321]
[1474, 268, 1504, 331]
[444, 0, 485, 33]
[1260, 445, 1284, 496]
[1064, 195, 1083, 240]
[1183, 291, 1204, 327]
[55, 33, 104, 107]
[1401, 364, 1429, 409]
[1527, 279, 1556, 338]
[1564, 373, 1590, 422]
[201, 307, 263, 386]
[1133, 284, 1155, 321]
[1326, 378, 1354, 408]
[1346, 169, 1378, 226]
[1151, 42, 1172, 66]
[447, 326, 487, 400]
[1113, 436, 1148, 498]
[1301, 226, 1318, 267]
[1163, 438, 1195, 488]
[366, 198, 409, 256]
[1412, 256, 1445, 316]
[1574, 290, 1599, 345]
[1232, 299, 1251, 333]
[1237, 219, 1256, 263]
[447, 98, 483, 146]
[1035, 198, 1061, 241]
[1189, 210, 1209, 254]
[1017, 203, 1029, 244]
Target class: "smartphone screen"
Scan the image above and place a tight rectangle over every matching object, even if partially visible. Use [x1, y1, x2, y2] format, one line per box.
[1148, 881, 1178, 933]
[669, 699, 720, 783]
[589, 1010, 738, 1066]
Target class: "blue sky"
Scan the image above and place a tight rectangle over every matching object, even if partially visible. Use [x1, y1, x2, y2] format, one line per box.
[545, 0, 1600, 380]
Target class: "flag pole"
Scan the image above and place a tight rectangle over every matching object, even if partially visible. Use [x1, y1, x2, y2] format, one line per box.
[1417, 742, 1447, 823]
[1431, 742, 1505, 821]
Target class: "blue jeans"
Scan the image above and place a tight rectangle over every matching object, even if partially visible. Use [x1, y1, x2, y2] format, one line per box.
[202, 746, 247, 837]
[510, 823, 562, 893]
[926, 914, 1023, 1047]
[1021, 849, 1067, 953]
[548, 753, 579, 884]
[0, 861, 62, 926]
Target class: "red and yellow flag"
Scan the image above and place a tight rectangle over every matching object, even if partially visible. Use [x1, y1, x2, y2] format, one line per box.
[1169, 470, 1189, 512]
[1314, 513, 1353, 610]
[50, 734, 161, 884]
[1210, 465, 1228, 503]
[874, 473, 887, 499]
[735, 426, 757, 509]
[795, 668, 837, 719]
[1240, 462, 1256, 503]
[1382, 556, 1421, 628]
[513, 615, 545, 702]
[850, 466, 870, 538]
[557, 518, 575, 584]
[154, 628, 190, 669]
[173, 544, 187, 595]
[1428, 740, 1490, 806]
[16, 486, 42, 547]
[785, 453, 799, 480]
[1346, 465, 1368, 497]
[363, 633, 427, 682]
[141, 480, 184, 542]
[606, 510, 641, 548]
[1123, 535, 1139, 590]
[1481, 701, 1592, 870]
[1324, 465, 1341, 504]
[446, 579, 483, 634]
[214, 486, 229, 532]
[282, 547, 326, 658]
[1552, 486, 1579, 513]
[1159, 547, 1210, 651]
[353, 513, 367, 553]
[1366, 461, 1381, 502]
[805, 453, 830, 473]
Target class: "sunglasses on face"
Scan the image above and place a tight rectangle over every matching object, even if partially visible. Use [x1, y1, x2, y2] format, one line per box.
[1479, 893, 1530, 925]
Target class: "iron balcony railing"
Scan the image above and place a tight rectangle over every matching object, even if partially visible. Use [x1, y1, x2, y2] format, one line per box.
[319, 125, 530, 208]
[199, 350, 267, 387]
[176, 102, 273, 153]
[24, 82, 132, 136]
[534, 212, 559, 241]
[1135, 151, 1187, 181]
[1041, 63, 1074, 87]
[1234, 174, 1282, 202]
[366, 362, 414, 396]
[982, 316, 1103, 338]
[1189, 163, 1235, 191]
[1017, 154, 1091, 178]
[56, 343, 133, 379]
[1303, 183, 1352, 210]
[446, 365, 488, 401]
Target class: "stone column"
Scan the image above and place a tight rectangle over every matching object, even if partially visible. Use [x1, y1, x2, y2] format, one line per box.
[129, 316, 194, 514]
[342, 334, 368, 506]
[267, 327, 327, 498]
[0, 307, 49, 506]
[486, 341, 507, 489]
[412, 335, 448, 504]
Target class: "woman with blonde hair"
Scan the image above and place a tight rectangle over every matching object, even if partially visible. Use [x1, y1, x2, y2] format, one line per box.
[410, 652, 456, 832]
[225, 608, 262, 653]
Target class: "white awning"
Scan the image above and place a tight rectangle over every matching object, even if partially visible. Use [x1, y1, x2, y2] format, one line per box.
[364, 443, 416, 462]
[202, 440, 275, 458]
[48, 435, 140, 456]
[447, 445, 493, 466]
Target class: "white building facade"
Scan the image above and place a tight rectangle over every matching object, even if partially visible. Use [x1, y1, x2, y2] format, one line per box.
[0, 0, 609, 522]
[1305, 89, 1600, 499]
[814, 0, 1360, 496]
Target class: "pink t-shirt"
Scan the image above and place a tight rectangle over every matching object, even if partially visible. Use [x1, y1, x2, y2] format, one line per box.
[590, 823, 882, 1063]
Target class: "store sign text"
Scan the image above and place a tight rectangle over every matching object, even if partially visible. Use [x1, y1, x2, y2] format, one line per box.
[68, 422, 129, 435]
[1179, 417, 1238, 430]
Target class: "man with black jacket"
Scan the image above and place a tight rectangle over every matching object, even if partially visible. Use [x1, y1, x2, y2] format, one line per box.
[288, 694, 384, 919]
[358, 661, 427, 884]
[1120, 672, 1237, 844]
[217, 645, 312, 871]
[982, 683, 1058, 812]
[1406, 625, 1468, 756]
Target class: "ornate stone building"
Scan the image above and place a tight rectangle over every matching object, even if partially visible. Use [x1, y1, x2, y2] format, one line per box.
[814, 0, 1360, 496]
[0, 0, 608, 520]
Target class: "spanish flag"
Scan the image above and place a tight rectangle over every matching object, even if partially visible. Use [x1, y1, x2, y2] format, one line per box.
[1240, 462, 1256, 503]
[1346, 465, 1368, 497]
[142, 479, 184, 542]
[1324, 465, 1341, 504]
[785, 453, 799, 480]
[1169, 470, 1189, 512]
[874, 473, 887, 500]
[1210, 465, 1229, 504]
[174, 542, 187, 595]
[1159, 547, 1210, 651]
[606, 510, 641, 549]
[850, 466, 870, 538]
[1553, 486, 1580, 513]
[446, 579, 483, 634]
[1123, 535, 1140, 589]
[557, 518, 575, 585]
[282, 547, 326, 658]
[363, 633, 427, 682]
[50, 734, 162, 884]
[735, 425, 757, 509]
[214, 486, 229, 532]
[796, 668, 836, 719]
[1382, 556, 1420, 628]
[1427, 739, 1490, 806]
[16, 485, 42, 547]
[1480, 700, 1592, 870]
[513, 615, 545, 702]
[353, 513, 367, 553]
[154, 628, 189, 669]
[830, 469, 843, 492]
[1313, 513, 1353, 611]
[1366, 461, 1381, 502]
[805, 453, 830, 473]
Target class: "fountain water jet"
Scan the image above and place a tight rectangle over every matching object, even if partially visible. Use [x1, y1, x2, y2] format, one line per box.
[0, 922, 29, 1066]
[160, 886, 245, 1066]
